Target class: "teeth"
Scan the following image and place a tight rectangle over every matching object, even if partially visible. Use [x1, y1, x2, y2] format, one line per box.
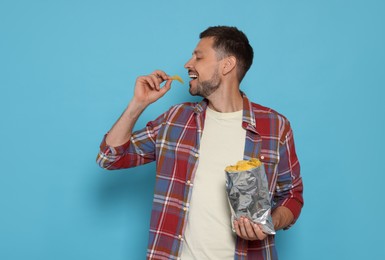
[189, 74, 198, 79]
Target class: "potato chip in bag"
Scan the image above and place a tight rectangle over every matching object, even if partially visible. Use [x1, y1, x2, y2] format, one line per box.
[225, 158, 275, 235]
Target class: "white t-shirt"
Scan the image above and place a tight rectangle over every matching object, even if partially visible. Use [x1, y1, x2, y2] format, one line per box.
[180, 107, 246, 260]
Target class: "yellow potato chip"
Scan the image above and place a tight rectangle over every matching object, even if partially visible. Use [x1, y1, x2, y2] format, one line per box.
[225, 158, 262, 172]
[248, 158, 262, 167]
[170, 75, 184, 84]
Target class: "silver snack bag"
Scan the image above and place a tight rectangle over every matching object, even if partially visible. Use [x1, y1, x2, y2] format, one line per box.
[225, 161, 275, 235]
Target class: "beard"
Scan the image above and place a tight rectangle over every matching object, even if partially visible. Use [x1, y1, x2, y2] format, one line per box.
[189, 68, 221, 98]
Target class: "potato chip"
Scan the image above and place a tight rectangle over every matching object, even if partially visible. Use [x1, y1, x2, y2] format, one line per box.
[225, 158, 262, 172]
[170, 75, 184, 84]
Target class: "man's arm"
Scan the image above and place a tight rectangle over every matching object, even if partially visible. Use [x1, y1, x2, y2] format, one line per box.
[96, 70, 173, 169]
[273, 120, 304, 229]
[106, 70, 172, 147]
[272, 206, 294, 230]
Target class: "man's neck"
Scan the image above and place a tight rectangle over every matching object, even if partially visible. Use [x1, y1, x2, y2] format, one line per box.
[207, 87, 243, 113]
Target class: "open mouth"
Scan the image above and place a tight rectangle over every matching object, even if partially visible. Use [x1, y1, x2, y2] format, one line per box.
[188, 72, 198, 81]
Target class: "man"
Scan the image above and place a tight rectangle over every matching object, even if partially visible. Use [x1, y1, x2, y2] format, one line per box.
[97, 26, 303, 260]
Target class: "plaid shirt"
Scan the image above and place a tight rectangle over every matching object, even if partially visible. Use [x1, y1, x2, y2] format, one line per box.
[97, 93, 303, 260]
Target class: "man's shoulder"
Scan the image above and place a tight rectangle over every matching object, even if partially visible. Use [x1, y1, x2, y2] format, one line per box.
[170, 101, 199, 110]
[249, 101, 289, 122]
[166, 101, 200, 114]
[160, 101, 201, 121]
[248, 100, 293, 141]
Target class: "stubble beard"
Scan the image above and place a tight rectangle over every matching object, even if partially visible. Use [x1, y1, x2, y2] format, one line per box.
[189, 69, 221, 98]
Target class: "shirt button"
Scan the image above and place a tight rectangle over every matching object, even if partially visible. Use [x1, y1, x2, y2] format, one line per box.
[194, 153, 199, 158]
[260, 155, 265, 160]
[186, 180, 191, 185]
[183, 207, 188, 211]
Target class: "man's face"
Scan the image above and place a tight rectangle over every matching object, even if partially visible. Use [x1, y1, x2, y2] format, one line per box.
[184, 37, 222, 97]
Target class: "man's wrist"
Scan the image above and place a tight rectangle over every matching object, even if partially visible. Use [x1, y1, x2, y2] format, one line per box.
[272, 206, 294, 230]
[129, 98, 148, 113]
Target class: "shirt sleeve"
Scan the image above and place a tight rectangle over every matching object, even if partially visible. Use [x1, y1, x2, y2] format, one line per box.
[273, 120, 304, 228]
[96, 112, 166, 170]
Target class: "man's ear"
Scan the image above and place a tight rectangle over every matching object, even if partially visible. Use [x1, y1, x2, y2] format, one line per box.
[222, 56, 237, 75]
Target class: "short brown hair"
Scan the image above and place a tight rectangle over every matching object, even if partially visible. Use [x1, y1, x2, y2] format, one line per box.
[200, 26, 254, 82]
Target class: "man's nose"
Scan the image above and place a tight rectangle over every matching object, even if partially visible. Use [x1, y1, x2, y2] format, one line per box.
[184, 58, 193, 69]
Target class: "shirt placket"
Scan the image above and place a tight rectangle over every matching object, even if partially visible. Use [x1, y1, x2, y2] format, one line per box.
[176, 109, 205, 259]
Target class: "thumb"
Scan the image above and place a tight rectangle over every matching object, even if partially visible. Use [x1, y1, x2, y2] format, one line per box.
[159, 79, 172, 95]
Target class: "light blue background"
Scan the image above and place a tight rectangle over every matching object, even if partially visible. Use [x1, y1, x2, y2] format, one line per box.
[1, 0, 384, 259]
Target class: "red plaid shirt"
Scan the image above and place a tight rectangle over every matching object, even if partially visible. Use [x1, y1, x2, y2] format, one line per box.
[97, 93, 303, 260]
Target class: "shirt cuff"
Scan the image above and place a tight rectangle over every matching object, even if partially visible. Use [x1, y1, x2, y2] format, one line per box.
[279, 199, 303, 229]
[99, 133, 132, 156]
[283, 199, 303, 221]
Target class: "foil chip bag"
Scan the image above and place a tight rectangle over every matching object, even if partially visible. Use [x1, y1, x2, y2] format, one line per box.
[225, 158, 275, 235]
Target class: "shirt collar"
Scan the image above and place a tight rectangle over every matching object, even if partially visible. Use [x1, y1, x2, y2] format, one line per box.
[194, 98, 208, 114]
[193, 91, 259, 134]
[241, 92, 259, 134]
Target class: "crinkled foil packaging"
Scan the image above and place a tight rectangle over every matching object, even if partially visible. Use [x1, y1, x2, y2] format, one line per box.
[225, 164, 276, 235]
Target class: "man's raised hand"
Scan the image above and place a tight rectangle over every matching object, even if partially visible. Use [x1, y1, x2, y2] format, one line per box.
[133, 70, 172, 107]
